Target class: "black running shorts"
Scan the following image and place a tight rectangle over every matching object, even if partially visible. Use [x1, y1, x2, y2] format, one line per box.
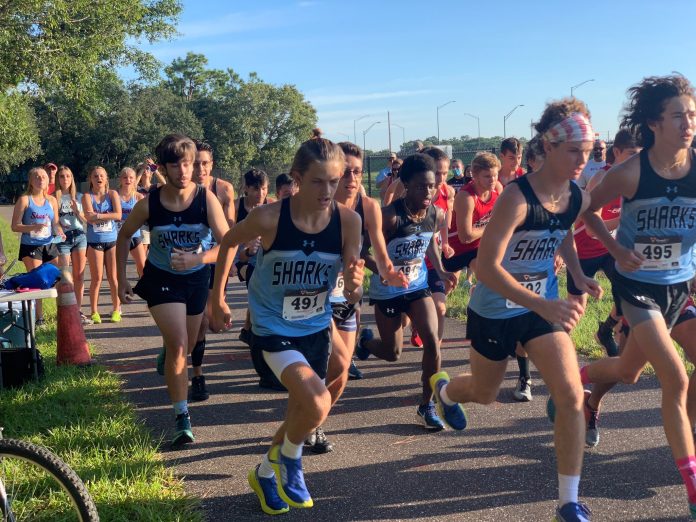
[252, 327, 331, 379]
[370, 288, 432, 318]
[134, 261, 209, 315]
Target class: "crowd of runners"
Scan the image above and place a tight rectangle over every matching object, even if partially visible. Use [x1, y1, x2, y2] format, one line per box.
[10, 73, 696, 521]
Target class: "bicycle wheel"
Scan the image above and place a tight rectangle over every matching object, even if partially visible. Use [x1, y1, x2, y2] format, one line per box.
[0, 438, 99, 522]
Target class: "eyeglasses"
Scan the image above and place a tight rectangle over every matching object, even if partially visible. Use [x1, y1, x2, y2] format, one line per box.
[391, 167, 401, 173]
[343, 168, 362, 177]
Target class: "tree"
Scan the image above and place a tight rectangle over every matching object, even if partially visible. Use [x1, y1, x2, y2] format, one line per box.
[0, 0, 182, 100]
[0, 91, 40, 174]
[164, 52, 228, 101]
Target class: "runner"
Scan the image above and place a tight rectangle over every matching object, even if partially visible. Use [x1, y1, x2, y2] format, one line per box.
[11, 166, 64, 325]
[117, 167, 146, 277]
[313, 141, 407, 453]
[210, 137, 364, 514]
[174, 140, 236, 401]
[275, 173, 297, 199]
[117, 133, 229, 446]
[356, 152, 455, 431]
[498, 137, 525, 186]
[447, 158, 468, 190]
[54, 165, 89, 324]
[431, 100, 600, 521]
[83, 166, 122, 324]
[567, 75, 696, 518]
[568, 129, 640, 363]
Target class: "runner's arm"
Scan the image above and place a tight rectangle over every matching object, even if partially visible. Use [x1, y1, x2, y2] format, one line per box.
[363, 198, 407, 287]
[116, 197, 149, 302]
[339, 207, 364, 305]
[455, 191, 483, 243]
[221, 182, 236, 226]
[49, 196, 65, 239]
[363, 204, 396, 276]
[11, 196, 40, 234]
[427, 209, 456, 287]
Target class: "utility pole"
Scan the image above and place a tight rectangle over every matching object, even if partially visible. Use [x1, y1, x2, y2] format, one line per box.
[387, 111, 392, 153]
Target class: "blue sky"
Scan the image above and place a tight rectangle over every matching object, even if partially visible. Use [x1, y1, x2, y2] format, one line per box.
[134, 0, 696, 151]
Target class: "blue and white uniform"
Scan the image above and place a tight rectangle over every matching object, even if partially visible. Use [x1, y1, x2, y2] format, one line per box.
[57, 193, 86, 255]
[117, 193, 142, 249]
[369, 199, 437, 301]
[86, 193, 118, 246]
[466, 176, 582, 361]
[21, 195, 54, 246]
[609, 148, 696, 328]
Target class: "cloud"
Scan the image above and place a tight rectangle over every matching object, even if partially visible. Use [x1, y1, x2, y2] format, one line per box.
[308, 89, 436, 107]
[178, 9, 289, 39]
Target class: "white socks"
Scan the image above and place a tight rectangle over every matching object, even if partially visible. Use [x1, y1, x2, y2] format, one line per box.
[558, 473, 580, 505]
[280, 434, 303, 460]
[440, 384, 457, 406]
[258, 453, 274, 478]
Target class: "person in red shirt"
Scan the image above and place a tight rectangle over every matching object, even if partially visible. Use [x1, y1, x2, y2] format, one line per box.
[44, 162, 58, 195]
[443, 152, 500, 279]
[498, 137, 525, 186]
[567, 129, 640, 447]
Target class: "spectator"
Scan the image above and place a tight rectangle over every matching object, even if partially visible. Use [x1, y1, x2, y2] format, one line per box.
[380, 158, 403, 204]
[447, 158, 468, 190]
[44, 163, 58, 195]
[376, 152, 397, 193]
[576, 138, 607, 189]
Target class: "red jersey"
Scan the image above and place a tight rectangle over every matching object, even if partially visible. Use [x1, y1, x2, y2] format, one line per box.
[425, 184, 450, 270]
[448, 183, 498, 255]
[573, 166, 620, 259]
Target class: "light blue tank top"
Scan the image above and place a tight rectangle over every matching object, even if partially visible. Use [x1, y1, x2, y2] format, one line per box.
[469, 176, 582, 319]
[117, 193, 141, 239]
[86, 193, 118, 243]
[21, 195, 54, 246]
[248, 198, 342, 338]
[58, 193, 84, 233]
[368, 199, 437, 300]
[614, 148, 696, 285]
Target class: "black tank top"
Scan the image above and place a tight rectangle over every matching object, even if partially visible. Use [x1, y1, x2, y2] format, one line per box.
[211, 177, 218, 196]
[268, 197, 342, 254]
[237, 196, 269, 222]
[513, 176, 582, 232]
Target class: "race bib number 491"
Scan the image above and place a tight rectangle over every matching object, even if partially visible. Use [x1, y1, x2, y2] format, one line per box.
[282, 288, 328, 321]
[634, 235, 681, 271]
[506, 271, 548, 309]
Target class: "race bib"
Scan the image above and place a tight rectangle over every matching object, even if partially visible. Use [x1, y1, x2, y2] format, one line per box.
[30, 221, 50, 240]
[282, 288, 328, 321]
[634, 235, 681, 271]
[506, 271, 548, 309]
[394, 259, 422, 284]
[331, 272, 344, 298]
[94, 220, 113, 233]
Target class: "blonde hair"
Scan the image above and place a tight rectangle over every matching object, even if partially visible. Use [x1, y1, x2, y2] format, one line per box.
[88, 166, 109, 194]
[119, 167, 137, 199]
[471, 152, 501, 175]
[24, 167, 48, 198]
[55, 165, 76, 199]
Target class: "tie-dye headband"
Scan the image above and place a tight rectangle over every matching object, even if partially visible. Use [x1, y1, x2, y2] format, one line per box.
[543, 112, 594, 143]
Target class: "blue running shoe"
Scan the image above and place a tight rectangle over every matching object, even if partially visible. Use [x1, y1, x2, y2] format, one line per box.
[555, 501, 591, 521]
[429, 371, 468, 430]
[268, 444, 313, 508]
[247, 465, 289, 515]
[355, 328, 374, 361]
[171, 413, 194, 447]
[156, 347, 166, 376]
[416, 401, 445, 431]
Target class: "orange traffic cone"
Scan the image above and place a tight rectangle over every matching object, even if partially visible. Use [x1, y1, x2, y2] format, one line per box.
[56, 268, 91, 366]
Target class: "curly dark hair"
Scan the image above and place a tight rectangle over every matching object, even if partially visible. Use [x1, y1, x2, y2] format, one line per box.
[620, 74, 695, 149]
[535, 98, 591, 137]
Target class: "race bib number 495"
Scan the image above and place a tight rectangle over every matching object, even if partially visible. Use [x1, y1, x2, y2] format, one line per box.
[634, 236, 681, 271]
[506, 271, 548, 309]
[282, 288, 328, 321]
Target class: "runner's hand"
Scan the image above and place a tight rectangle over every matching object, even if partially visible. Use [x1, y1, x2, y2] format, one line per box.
[442, 243, 455, 259]
[553, 254, 565, 274]
[439, 270, 457, 292]
[535, 298, 584, 332]
[170, 248, 200, 271]
[119, 280, 134, 304]
[246, 237, 261, 256]
[575, 276, 603, 300]
[343, 256, 365, 294]
[614, 245, 644, 272]
[381, 262, 409, 288]
[210, 301, 232, 332]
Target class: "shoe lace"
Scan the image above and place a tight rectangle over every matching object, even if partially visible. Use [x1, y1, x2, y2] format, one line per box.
[315, 427, 326, 443]
[587, 407, 599, 430]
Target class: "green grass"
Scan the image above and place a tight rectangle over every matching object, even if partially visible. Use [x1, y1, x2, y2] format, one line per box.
[0, 219, 202, 521]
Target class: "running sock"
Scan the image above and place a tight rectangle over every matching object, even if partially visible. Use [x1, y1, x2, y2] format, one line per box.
[558, 473, 580, 506]
[580, 366, 591, 386]
[517, 356, 531, 381]
[280, 434, 303, 460]
[173, 400, 188, 416]
[191, 339, 205, 367]
[676, 456, 696, 503]
[440, 384, 457, 406]
[258, 453, 275, 478]
[601, 314, 619, 330]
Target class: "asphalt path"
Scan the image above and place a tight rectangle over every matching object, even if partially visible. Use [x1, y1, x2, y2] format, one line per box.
[2, 205, 691, 521]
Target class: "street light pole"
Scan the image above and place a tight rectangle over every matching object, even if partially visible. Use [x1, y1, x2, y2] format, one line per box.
[353, 114, 370, 144]
[503, 104, 524, 138]
[391, 123, 405, 149]
[437, 100, 456, 144]
[570, 78, 595, 97]
[336, 132, 350, 141]
[463, 112, 481, 150]
[362, 121, 381, 153]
